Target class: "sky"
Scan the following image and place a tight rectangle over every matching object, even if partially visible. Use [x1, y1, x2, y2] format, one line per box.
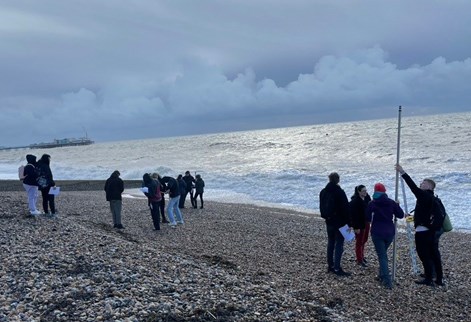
[1, 0, 471, 146]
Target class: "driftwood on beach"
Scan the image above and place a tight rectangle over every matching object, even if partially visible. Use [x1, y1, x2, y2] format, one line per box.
[0, 180, 470, 321]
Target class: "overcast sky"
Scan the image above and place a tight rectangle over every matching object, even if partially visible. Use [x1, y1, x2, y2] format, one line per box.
[1, 0, 471, 146]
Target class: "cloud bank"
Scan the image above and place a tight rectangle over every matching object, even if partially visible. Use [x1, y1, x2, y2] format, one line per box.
[1, 1, 470, 146]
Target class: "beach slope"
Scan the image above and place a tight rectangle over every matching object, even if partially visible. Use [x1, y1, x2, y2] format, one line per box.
[1, 180, 470, 321]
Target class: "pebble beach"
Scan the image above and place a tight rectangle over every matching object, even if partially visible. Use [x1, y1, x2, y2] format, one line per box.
[1, 180, 470, 321]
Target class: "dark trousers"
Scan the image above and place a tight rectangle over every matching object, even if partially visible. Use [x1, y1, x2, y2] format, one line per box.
[40, 187, 56, 214]
[159, 194, 167, 222]
[188, 190, 195, 207]
[326, 223, 345, 271]
[415, 230, 443, 282]
[194, 192, 203, 208]
[179, 192, 186, 208]
[150, 201, 161, 230]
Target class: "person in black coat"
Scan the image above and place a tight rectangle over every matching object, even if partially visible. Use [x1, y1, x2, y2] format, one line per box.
[396, 164, 444, 286]
[177, 174, 187, 208]
[319, 172, 351, 276]
[160, 175, 184, 226]
[36, 154, 57, 217]
[349, 185, 372, 266]
[182, 171, 196, 208]
[104, 170, 124, 229]
[193, 174, 205, 209]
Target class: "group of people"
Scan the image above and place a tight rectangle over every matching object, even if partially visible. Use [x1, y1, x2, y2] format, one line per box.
[20, 154, 57, 217]
[319, 164, 445, 289]
[104, 170, 205, 231]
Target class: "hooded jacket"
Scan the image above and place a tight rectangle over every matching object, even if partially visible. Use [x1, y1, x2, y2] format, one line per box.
[36, 154, 55, 188]
[22, 154, 38, 186]
[160, 176, 180, 198]
[104, 171, 124, 201]
[366, 193, 404, 238]
[183, 174, 195, 192]
[142, 173, 162, 203]
[195, 177, 205, 194]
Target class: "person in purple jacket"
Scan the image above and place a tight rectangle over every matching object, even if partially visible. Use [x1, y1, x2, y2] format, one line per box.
[366, 183, 404, 289]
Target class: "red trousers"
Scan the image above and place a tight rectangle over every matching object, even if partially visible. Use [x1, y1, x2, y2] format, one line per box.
[355, 222, 370, 263]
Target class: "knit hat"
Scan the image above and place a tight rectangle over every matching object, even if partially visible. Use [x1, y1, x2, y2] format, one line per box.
[374, 183, 386, 193]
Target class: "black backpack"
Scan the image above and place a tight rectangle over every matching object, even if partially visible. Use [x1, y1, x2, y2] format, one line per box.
[429, 196, 447, 231]
[319, 189, 335, 220]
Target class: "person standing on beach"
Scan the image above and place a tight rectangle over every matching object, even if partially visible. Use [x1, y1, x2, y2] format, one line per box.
[21, 154, 41, 216]
[365, 183, 404, 289]
[151, 173, 169, 223]
[177, 174, 187, 209]
[142, 173, 162, 230]
[160, 175, 184, 227]
[349, 185, 371, 267]
[395, 164, 444, 286]
[104, 170, 124, 229]
[319, 172, 351, 276]
[193, 174, 205, 209]
[36, 154, 57, 217]
[182, 171, 196, 208]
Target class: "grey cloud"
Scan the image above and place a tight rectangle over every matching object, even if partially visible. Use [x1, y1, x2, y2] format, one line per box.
[1, 1, 471, 146]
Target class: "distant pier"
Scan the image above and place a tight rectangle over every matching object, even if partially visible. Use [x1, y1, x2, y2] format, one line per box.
[0, 137, 94, 151]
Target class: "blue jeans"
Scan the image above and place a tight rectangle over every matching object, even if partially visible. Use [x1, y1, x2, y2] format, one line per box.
[326, 223, 345, 270]
[371, 234, 394, 284]
[167, 196, 183, 224]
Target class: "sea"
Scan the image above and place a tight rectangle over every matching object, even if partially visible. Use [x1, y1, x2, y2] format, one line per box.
[1, 111, 470, 231]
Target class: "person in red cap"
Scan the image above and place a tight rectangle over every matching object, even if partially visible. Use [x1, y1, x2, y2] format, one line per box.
[366, 182, 404, 289]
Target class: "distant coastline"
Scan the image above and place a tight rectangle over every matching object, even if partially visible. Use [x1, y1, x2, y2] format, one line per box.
[0, 137, 94, 151]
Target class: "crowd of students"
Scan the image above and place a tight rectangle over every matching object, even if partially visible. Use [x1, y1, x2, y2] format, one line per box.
[104, 170, 205, 231]
[319, 165, 446, 289]
[21, 153, 446, 290]
[19, 153, 206, 232]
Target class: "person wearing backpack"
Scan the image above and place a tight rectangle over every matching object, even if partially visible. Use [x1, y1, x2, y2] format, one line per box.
[36, 154, 57, 217]
[22, 154, 41, 216]
[395, 164, 444, 286]
[151, 173, 169, 223]
[104, 170, 124, 229]
[319, 172, 351, 277]
[142, 173, 162, 230]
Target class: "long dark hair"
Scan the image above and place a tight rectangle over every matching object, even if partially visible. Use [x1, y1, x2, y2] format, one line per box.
[352, 184, 366, 199]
